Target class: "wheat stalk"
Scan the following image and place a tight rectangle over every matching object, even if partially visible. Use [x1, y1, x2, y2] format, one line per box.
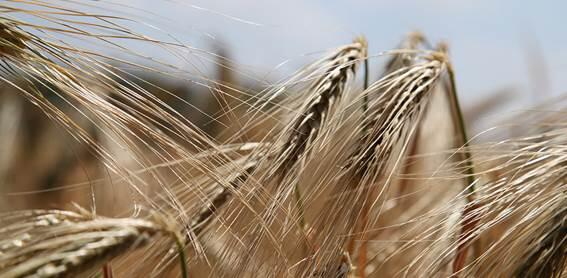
[190, 39, 370, 275]
[271, 37, 368, 246]
[189, 160, 258, 237]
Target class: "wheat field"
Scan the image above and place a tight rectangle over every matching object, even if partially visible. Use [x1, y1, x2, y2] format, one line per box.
[0, 1, 565, 277]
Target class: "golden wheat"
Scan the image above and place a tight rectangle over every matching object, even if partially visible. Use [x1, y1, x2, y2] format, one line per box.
[0, 2, 566, 277]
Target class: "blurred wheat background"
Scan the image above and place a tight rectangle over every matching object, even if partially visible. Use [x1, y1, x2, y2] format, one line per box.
[0, 1, 565, 277]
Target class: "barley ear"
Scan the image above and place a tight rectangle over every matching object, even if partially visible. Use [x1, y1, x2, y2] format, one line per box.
[0, 209, 187, 278]
[514, 201, 566, 278]
[274, 37, 367, 235]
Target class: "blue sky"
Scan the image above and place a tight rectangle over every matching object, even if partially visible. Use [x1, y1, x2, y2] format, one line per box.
[72, 1, 567, 105]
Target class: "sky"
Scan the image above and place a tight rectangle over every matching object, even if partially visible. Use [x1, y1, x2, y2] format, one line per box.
[31, 0, 567, 106]
[122, 0, 566, 105]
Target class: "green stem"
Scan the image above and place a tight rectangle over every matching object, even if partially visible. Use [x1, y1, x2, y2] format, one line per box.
[446, 63, 476, 200]
[294, 185, 306, 231]
[362, 58, 370, 116]
[446, 61, 481, 275]
[175, 236, 189, 278]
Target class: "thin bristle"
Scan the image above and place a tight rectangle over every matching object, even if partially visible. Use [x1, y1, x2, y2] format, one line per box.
[515, 201, 567, 278]
[0, 19, 30, 58]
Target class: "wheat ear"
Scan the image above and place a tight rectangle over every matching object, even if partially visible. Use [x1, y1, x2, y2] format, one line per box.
[515, 200, 566, 278]
[303, 52, 445, 276]
[451, 130, 567, 276]
[276, 37, 367, 178]
[273, 37, 367, 240]
[349, 32, 429, 277]
[189, 160, 258, 237]
[0, 208, 186, 278]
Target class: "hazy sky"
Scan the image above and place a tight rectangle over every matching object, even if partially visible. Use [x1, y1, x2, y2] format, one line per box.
[88, 1, 567, 105]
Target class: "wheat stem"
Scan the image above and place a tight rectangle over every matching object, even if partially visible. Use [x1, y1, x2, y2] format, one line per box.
[445, 62, 476, 197]
[444, 56, 479, 275]
[102, 264, 113, 278]
[362, 55, 370, 116]
[174, 235, 189, 278]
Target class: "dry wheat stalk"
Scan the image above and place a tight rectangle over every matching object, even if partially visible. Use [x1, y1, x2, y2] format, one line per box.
[351, 61, 443, 181]
[347, 32, 431, 277]
[270, 37, 368, 248]
[189, 160, 258, 237]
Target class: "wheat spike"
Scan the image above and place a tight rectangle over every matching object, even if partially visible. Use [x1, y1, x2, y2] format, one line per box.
[515, 200, 567, 278]
[275, 37, 367, 178]
[434, 129, 567, 277]
[189, 160, 258, 237]
[0, 208, 184, 277]
[298, 52, 446, 277]
[382, 31, 427, 76]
